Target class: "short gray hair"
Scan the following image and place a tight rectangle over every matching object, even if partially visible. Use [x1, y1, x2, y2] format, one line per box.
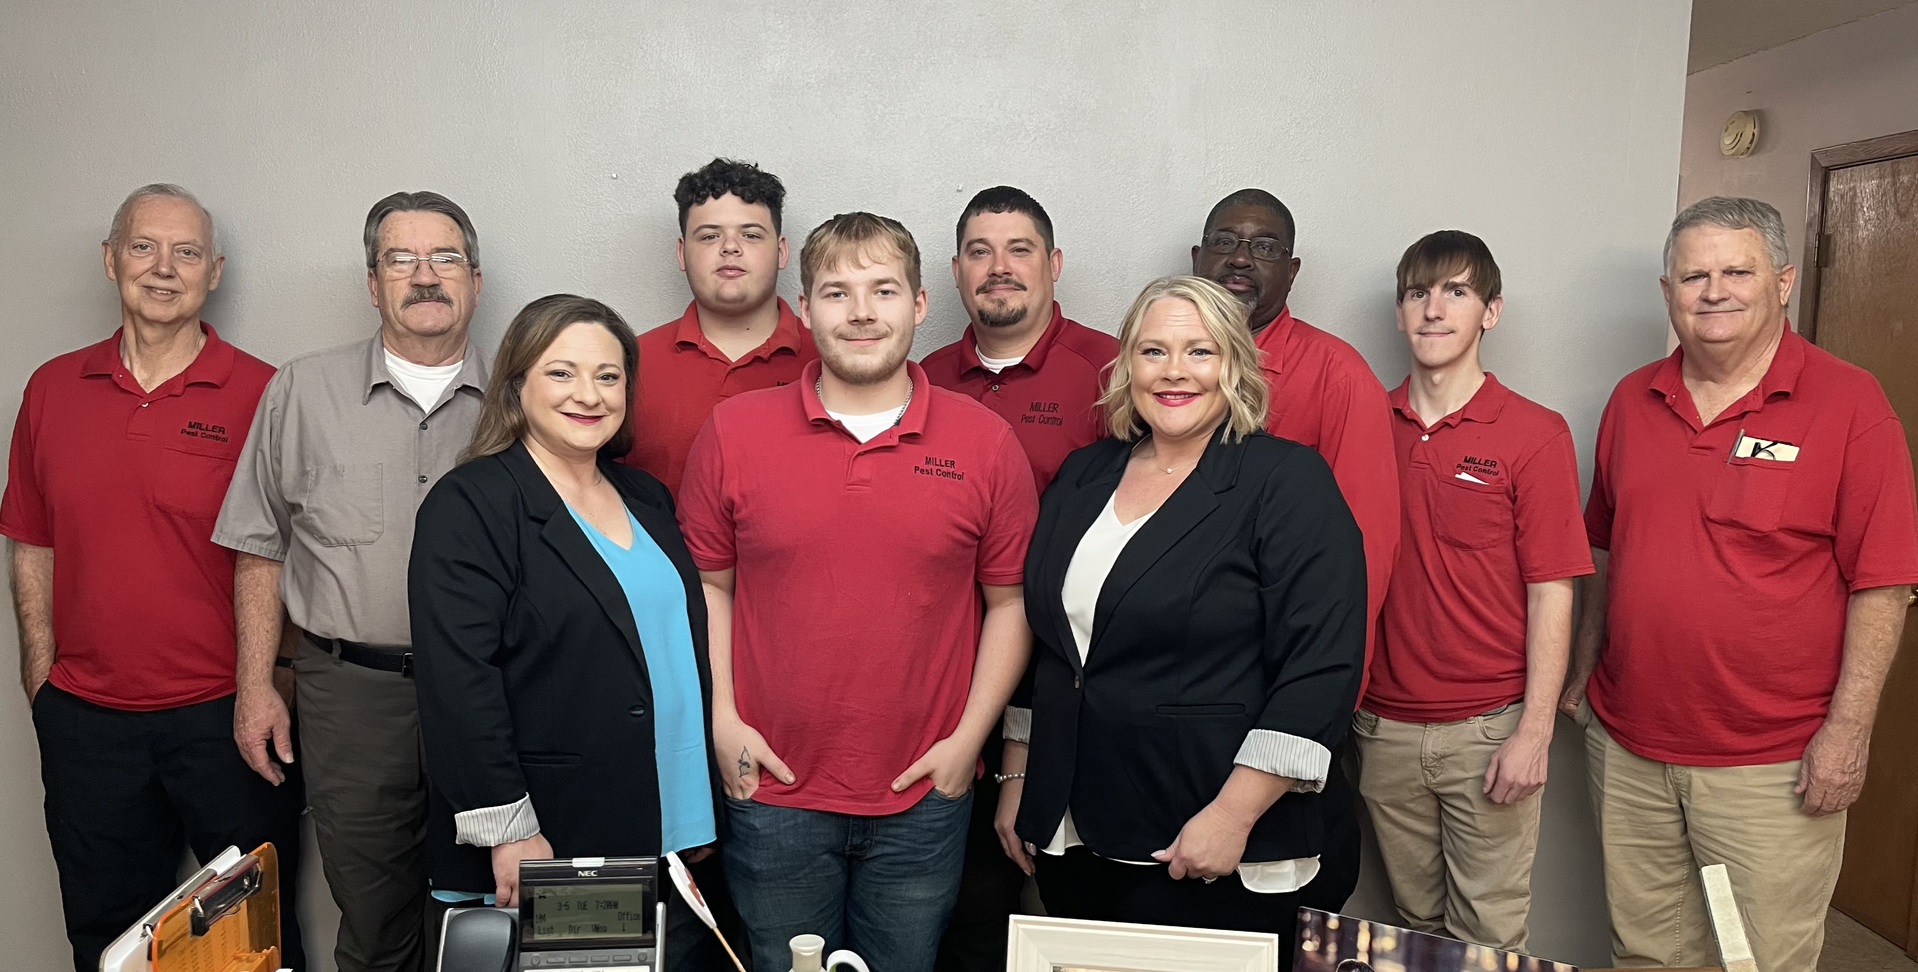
[1664, 196, 1790, 275]
[108, 183, 219, 257]
[363, 191, 480, 270]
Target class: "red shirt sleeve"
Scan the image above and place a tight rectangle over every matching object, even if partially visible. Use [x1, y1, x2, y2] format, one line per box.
[976, 426, 1039, 586]
[0, 376, 52, 547]
[1314, 371, 1400, 633]
[674, 415, 736, 571]
[1583, 395, 1620, 551]
[1833, 414, 1918, 592]
[1513, 426, 1596, 583]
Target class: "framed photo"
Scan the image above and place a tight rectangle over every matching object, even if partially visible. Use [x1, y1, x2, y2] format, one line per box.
[1007, 915, 1282, 972]
[1295, 909, 1577, 972]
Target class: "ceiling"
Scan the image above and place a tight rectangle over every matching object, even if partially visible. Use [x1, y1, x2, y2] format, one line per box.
[1689, 0, 1918, 72]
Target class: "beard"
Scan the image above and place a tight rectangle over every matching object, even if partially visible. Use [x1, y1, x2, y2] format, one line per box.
[818, 329, 912, 386]
[976, 299, 1030, 328]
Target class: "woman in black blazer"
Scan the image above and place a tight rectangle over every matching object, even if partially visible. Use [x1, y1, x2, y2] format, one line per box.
[995, 276, 1366, 964]
[409, 295, 722, 968]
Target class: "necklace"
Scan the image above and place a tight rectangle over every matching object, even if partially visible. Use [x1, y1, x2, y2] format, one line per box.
[1136, 441, 1194, 475]
[817, 375, 913, 427]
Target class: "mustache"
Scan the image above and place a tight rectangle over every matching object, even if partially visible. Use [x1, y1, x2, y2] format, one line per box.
[402, 285, 452, 308]
[975, 275, 1026, 295]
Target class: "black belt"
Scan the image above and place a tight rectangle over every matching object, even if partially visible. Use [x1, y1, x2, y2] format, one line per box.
[304, 631, 414, 678]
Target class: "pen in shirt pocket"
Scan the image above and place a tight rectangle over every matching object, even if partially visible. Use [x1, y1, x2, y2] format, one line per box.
[1728, 426, 1743, 464]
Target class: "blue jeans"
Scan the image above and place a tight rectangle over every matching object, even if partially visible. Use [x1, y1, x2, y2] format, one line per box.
[723, 788, 973, 972]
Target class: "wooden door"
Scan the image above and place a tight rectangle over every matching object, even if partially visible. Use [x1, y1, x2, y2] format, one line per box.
[1812, 134, 1918, 958]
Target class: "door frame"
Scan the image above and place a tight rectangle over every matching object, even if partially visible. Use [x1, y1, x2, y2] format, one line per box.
[1799, 128, 1918, 342]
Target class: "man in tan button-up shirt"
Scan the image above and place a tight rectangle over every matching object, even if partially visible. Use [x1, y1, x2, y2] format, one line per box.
[214, 191, 491, 972]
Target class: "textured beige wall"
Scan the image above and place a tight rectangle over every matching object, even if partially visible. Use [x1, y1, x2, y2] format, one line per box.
[0, 3, 1691, 968]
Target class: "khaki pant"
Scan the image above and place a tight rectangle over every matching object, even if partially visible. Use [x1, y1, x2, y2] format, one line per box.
[1580, 708, 1845, 971]
[1352, 704, 1541, 950]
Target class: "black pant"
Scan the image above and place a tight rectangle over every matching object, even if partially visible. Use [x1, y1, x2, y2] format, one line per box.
[1035, 846, 1306, 972]
[1299, 741, 1361, 915]
[934, 771, 1027, 972]
[32, 684, 306, 972]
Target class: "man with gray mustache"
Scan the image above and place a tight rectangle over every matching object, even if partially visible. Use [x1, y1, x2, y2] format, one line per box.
[215, 192, 492, 972]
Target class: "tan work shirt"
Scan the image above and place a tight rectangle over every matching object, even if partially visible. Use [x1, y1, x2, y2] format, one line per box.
[213, 333, 490, 646]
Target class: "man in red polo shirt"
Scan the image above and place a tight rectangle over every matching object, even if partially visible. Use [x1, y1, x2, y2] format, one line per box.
[622, 157, 816, 495]
[923, 186, 1117, 493]
[1356, 231, 1592, 950]
[2, 185, 303, 972]
[1563, 197, 1918, 971]
[1192, 188, 1399, 910]
[678, 212, 1038, 972]
[922, 186, 1115, 972]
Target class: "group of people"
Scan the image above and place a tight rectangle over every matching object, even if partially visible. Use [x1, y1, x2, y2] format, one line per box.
[5, 159, 1913, 972]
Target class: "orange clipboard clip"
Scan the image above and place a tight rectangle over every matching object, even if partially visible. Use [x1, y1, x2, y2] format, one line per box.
[147, 841, 282, 972]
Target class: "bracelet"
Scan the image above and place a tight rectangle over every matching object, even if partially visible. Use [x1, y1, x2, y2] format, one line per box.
[993, 772, 1025, 784]
[274, 656, 296, 669]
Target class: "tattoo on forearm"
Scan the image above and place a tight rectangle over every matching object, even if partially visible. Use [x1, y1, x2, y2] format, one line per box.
[737, 748, 752, 780]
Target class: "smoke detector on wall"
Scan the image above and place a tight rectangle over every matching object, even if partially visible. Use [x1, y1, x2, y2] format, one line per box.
[1721, 110, 1760, 158]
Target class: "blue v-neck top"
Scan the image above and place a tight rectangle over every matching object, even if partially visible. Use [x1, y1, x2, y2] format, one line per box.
[566, 504, 716, 853]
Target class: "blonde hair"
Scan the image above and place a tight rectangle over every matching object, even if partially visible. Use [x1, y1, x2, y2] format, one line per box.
[1099, 275, 1268, 443]
[799, 211, 922, 295]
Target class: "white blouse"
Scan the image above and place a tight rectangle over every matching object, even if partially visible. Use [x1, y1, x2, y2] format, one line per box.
[1012, 492, 1321, 894]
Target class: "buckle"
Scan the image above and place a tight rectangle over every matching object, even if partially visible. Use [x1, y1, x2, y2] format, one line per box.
[400, 652, 415, 679]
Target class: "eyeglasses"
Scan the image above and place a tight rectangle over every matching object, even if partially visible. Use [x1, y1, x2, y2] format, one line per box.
[378, 251, 472, 277]
[1201, 234, 1291, 262]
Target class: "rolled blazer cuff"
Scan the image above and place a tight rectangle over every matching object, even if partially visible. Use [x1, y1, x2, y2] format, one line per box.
[454, 793, 541, 847]
[1002, 706, 1033, 744]
[1235, 730, 1329, 792]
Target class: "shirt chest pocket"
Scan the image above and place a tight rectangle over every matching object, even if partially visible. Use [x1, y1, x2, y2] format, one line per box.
[1429, 474, 1513, 550]
[292, 463, 385, 546]
[153, 439, 241, 520]
[1705, 457, 1793, 533]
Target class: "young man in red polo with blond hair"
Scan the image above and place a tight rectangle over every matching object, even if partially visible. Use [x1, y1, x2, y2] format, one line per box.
[677, 212, 1038, 972]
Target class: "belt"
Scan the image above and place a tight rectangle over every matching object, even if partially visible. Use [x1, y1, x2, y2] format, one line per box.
[304, 630, 414, 678]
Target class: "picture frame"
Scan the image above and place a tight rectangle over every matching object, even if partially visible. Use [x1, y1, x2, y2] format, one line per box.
[1006, 915, 1282, 972]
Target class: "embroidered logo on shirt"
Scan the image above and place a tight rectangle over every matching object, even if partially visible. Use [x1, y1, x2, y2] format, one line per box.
[914, 455, 967, 481]
[1454, 455, 1502, 482]
[1022, 401, 1064, 427]
[179, 420, 230, 443]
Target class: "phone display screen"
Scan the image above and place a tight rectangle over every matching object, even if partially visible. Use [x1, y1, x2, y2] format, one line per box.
[525, 884, 650, 941]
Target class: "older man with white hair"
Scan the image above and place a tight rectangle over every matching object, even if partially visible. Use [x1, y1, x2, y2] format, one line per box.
[1562, 195, 1918, 971]
[2, 184, 304, 971]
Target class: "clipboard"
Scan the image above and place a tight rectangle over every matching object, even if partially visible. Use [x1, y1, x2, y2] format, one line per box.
[100, 841, 284, 972]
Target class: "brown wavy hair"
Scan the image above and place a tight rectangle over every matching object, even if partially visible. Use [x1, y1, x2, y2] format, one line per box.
[461, 294, 638, 463]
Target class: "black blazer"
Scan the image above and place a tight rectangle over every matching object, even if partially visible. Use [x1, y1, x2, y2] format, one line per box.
[409, 441, 721, 891]
[1013, 426, 1366, 863]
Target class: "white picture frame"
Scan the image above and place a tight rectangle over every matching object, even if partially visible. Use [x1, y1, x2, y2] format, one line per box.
[1006, 915, 1282, 972]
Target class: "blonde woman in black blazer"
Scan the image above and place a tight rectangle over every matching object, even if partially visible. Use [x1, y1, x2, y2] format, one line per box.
[995, 276, 1365, 966]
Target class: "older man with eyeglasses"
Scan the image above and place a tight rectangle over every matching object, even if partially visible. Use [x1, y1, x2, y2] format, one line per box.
[214, 191, 492, 972]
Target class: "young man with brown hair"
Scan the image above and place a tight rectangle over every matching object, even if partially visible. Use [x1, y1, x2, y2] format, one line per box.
[1356, 231, 1591, 950]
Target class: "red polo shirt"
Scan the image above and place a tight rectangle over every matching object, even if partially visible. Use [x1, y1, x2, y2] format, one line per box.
[621, 299, 816, 495]
[1255, 308, 1401, 678]
[1367, 374, 1593, 722]
[1585, 327, 1918, 765]
[0, 325, 275, 710]
[677, 360, 1038, 815]
[921, 303, 1117, 492]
